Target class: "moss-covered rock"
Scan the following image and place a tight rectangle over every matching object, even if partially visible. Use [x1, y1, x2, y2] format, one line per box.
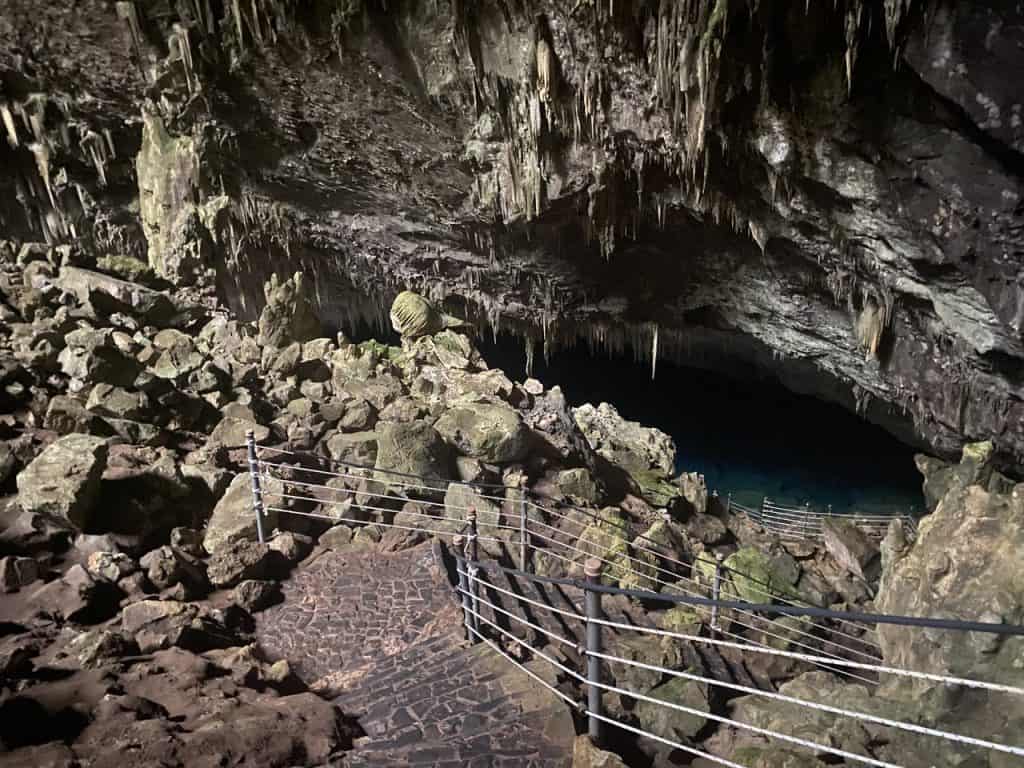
[257, 272, 322, 349]
[434, 402, 530, 464]
[723, 547, 800, 603]
[634, 674, 710, 742]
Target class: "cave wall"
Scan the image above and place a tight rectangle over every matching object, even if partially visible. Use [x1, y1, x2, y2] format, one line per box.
[0, 0, 1021, 470]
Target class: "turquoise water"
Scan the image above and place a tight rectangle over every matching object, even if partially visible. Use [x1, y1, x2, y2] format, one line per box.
[479, 335, 924, 518]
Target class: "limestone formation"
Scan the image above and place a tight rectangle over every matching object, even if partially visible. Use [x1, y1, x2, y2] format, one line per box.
[389, 290, 445, 339]
[257, 273, 322, 349]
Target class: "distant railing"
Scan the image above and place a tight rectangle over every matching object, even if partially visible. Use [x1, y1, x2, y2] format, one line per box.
[725, 494, 916, 541]
[244, 435, 1023, 767]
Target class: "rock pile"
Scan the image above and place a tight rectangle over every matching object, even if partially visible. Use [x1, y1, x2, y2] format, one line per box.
[0, 241, 1011, 767]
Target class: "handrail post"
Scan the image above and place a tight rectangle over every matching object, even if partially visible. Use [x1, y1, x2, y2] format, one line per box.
[454, 535, 476, 643]
[710, 552, 723, 634]
[519, 492, 529, 573]
[467, 509, 480, 634]
[584, 557, 603, 746]
[246, 429, 265, 544]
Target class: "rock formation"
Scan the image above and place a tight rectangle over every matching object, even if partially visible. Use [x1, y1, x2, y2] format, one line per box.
[1, 0, 1021, 473]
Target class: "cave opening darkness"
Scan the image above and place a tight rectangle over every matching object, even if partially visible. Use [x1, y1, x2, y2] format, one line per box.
[340, 309, 924, 517]
[475, 333, 925, 517]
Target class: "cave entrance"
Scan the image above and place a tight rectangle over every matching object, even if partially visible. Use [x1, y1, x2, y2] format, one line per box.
[480, 334, 924, 518]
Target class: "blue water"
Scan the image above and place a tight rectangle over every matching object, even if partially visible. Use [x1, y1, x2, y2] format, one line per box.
[478, 335, 924, 517]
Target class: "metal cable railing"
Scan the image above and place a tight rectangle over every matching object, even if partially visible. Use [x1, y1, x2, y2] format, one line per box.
[454, 557, 1024, 767]
[259, 443, 892, 651]
[244, 435, 1024, 767]
[254, 440, 886, 681]
[730, 495, 916, 542]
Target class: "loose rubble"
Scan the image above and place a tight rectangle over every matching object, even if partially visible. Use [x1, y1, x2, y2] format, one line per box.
[0, 251, 1015, 767]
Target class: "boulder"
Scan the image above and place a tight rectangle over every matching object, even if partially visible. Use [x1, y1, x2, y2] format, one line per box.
[86, 551, 137, 581]
[140, 545, 208, 592]
[27, 563, 114, 623]
[722, 547, 800, 603]
[43, 395, 112, 435]
[16, 433, 108, 529]
[203, 473, 281, 555]
[374, 421, 452, 485]
[325, 430, 378, 466]
[338, 398, 376, 431]
[267, 531, 313, 563]
[572, 402, 676, 477]
[150, 328, 204, 381]
[319, 525, 354, 550]
[257, 272, 322, 348]
[572, 735, 629, 768]
[554, 468, 601, 505]
[445, 482, 502, 534]
[877, 470, 1024, 693]
[86, 383, 151, 420]
[0, 442, 14, 484]
[207, 539, 277, 588]
[0, 556, 38, 592]
[207, 414, 270, 451]
[58, 328, 142, 386]
[575, 509, 631, 587]
[233, 579, 282, 612]
[821, 518, 879, 582]
[57, 266, 176, 325]
[121, 599, 246, 652]
[434, 402, 530, 463]
[634, 675, 710, 742]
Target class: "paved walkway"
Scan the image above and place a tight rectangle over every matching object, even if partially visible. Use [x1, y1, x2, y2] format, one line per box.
[256, 542, 575, 767]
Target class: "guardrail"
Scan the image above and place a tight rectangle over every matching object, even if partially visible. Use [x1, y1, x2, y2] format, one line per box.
[726, 495, 916, 541]
[243, 435, 1023, 767]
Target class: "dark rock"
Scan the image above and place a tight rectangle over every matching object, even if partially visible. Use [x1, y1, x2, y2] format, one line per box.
[232, 579, 282, 612]
[140, 545, 208, 593]
[16, 433, 109, 529]
[821, 518, 880, 582]
[206, 539, 278, 588]
[267, 531, 312, 564]
[0, 555, 38, 591]
[28, 563, 119, 623]
[257, 273, 322, 348]
[85, 551, 137, 581]
[170, 526, 206, 557]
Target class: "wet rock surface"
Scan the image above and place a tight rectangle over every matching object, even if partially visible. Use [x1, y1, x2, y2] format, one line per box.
[1, 0, 1021, 472]
[0, 132, 1015, 767]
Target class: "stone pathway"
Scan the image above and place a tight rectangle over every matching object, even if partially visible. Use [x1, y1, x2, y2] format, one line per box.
[256, 542, 575, 766]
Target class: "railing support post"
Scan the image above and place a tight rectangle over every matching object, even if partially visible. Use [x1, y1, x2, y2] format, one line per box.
[454, 535, 476, 643]
[710, 552, 724, 634]
[584, 557, 603, 746]
[246, 429, 265, 544]
[519, 492, 529, 573]
[467, 509, 480, 634]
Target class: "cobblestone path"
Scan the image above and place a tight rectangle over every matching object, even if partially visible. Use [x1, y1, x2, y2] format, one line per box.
[256, 542, 575, 766]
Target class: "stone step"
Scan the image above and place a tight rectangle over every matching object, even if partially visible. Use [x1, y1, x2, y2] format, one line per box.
[256, 541, 575, 766]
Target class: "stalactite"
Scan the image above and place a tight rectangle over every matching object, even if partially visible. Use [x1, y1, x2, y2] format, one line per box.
[1, 102, 18, 148]
[650, 323, 659, 380]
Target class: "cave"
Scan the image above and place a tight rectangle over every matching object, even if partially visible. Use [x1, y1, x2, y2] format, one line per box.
[1, 1, 1023, 766]
[479, 332, 925, 516]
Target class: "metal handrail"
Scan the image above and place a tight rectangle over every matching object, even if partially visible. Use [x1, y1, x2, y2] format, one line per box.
[246, 439, 1024, 766]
